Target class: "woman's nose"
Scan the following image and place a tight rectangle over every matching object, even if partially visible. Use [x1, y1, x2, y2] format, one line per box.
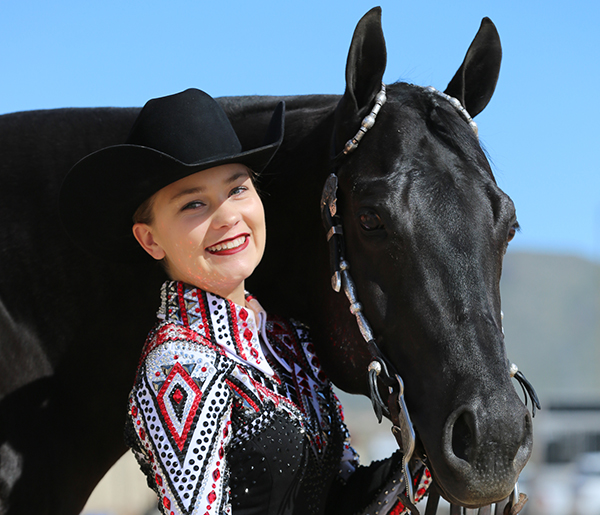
[211, 200, 241, 229]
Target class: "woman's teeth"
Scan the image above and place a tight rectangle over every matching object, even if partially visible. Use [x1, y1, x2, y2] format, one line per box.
[207, 236, 246, 252]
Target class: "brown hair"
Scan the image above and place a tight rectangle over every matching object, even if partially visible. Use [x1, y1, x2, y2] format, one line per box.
[132, 195, 156, 225]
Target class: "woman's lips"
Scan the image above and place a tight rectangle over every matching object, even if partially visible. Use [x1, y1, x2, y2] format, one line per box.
[206, 235, 249, 255]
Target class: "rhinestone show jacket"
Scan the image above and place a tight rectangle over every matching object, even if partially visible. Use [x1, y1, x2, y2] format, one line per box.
[125, 281, 431, 515]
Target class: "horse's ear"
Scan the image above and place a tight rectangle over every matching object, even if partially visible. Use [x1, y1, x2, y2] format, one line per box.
[444, 18, 502, 117]
[334, 7, 387, 149]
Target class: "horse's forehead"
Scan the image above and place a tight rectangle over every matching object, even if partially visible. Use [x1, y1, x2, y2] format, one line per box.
[343, 160, 493, 205]
[385, 84, 430, 123]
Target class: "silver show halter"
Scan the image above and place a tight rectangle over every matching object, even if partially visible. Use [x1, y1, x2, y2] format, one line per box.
[323, 82, 420, 504]
[322, 171, 419, 505]
[321, 83, 539, 514]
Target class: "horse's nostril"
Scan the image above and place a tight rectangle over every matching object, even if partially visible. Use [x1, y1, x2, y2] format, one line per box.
[451, 410, 474, 463]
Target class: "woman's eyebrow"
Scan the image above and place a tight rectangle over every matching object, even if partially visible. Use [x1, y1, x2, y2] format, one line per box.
[168, 171, 249, 204]
[224, 171, 249, 184]
[169, 186, 203, 204]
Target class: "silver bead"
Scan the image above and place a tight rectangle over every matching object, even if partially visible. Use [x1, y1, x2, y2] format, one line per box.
[349, 302, 363, 315]
[343, 139, 358, 154]
[362, 113, 376, 130]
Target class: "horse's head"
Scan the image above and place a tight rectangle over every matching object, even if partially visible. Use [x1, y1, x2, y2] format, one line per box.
[326, 8, 532, 508]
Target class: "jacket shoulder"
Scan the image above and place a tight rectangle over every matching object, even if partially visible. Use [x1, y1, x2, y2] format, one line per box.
[137, 321, 223, 368]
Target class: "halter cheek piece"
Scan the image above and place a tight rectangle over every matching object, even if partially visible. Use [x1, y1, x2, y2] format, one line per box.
[322, 170, 419, 506]
[321, 83, 540, 513]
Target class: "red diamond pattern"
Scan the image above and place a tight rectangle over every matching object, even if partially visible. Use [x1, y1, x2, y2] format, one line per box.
[172, 387, 184, 404]
[156, 362, 202, 451]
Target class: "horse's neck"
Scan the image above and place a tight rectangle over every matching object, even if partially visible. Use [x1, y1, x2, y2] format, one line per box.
[220, 94, 340, 148]
[238, 95, 337, 323]
[218, 93, 340, 115]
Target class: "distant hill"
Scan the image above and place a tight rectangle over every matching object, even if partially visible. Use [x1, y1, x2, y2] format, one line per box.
[501, 251, 600, 401]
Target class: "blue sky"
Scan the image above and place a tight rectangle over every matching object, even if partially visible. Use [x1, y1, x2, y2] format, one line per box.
[2, 1, 598, 262]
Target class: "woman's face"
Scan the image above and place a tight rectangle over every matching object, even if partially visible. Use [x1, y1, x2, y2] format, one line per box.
[133, 163, 266, 303]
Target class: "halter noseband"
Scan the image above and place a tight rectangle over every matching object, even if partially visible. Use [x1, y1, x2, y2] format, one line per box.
[321, 83, 539, 513]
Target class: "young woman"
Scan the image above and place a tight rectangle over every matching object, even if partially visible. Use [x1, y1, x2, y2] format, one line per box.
[59, 89, 431, 515]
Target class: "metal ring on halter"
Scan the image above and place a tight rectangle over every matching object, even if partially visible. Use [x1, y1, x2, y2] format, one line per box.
[368, 360, 382, 375]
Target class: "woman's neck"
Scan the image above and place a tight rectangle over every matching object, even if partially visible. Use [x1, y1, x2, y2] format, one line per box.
[180, 280, 246, 307]
[225, 284, 246, 307]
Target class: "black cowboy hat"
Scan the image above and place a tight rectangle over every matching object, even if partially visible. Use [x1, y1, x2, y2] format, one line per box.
[59, 88, 285, 263]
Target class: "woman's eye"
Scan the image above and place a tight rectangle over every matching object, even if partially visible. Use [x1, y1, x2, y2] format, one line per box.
[230, 186, 248, 197]
[182, 201, 205, 211]
[358, 209, 383, 231]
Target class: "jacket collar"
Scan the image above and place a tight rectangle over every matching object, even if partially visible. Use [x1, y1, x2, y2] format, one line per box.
[157, 281, 275, 377]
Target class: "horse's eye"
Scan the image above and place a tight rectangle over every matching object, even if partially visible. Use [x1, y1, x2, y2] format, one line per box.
[507, 223, 519, 242]
[358, 209, 383, 231]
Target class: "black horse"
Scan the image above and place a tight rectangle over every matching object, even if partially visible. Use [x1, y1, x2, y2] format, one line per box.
[0, 8, 531, 514]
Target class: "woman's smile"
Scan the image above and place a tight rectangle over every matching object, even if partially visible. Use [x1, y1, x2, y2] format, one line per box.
[206, 234, 250, 254]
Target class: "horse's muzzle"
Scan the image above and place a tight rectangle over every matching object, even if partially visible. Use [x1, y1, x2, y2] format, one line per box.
[437, 400, 533, 507]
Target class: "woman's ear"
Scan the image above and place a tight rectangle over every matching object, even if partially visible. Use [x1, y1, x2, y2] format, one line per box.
[132, 223, 166, 260]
